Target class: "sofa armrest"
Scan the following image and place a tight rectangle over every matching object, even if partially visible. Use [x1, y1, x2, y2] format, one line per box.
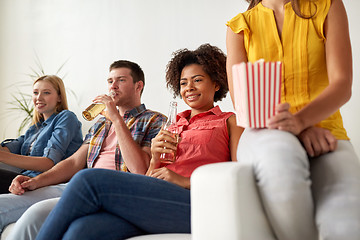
[190, 162, 275, 240]
[1, 223, 15, 240]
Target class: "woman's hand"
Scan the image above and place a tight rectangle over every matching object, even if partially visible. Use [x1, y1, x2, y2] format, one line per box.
[267, 103, 304, 135]
[151, 129, 178, 162]
[146, 129, 178, 173]
[267, 103, 337, 157]
[147, 167, 190, 189]
[298, 126, 337, 157]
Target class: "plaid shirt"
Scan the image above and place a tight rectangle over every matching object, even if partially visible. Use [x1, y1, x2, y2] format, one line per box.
[83, 104, 166, 172]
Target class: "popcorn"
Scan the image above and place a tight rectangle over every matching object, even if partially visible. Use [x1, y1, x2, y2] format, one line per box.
[232, 60, 282, 128]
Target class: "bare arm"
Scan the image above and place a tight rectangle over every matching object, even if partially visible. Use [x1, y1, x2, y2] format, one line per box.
[227, 115, 244, 162]
[0, 151, 54, 172]
[145, 129, 191, 188]
[225, 28, 246, 161]
[226, 27, 248, 106]
[97, 94, 151, 174]
[298, 126, 337, 157]
[269, 0, 352, 134]
[295, 0, 352, 130]
[112, 115, 151, 174]
[146, 129, 177, 174]
[10, 144, 88, 194]
[0, 146, 10, 152]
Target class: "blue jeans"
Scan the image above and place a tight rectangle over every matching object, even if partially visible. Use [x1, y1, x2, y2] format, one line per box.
[36, 169, 191, 240]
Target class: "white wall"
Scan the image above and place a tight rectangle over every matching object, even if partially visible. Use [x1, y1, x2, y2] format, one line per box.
[0, 0, 359, 157]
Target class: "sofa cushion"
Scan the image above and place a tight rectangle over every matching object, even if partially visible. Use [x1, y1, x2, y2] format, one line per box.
[1, 224, 190, 240]
[126, 234, 191, 240]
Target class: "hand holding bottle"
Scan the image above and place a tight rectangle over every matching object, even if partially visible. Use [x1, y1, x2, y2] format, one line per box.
[149, 128, 179, 171]
[82, 91, 116, 121]
[159, 101, 179, 164]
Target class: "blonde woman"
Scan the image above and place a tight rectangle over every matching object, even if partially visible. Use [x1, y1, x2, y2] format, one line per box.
[0, 75, 83, 193]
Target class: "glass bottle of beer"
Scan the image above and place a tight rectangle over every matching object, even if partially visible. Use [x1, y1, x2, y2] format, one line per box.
[82, 92, 115, 121]
[160, 101, 178, 164]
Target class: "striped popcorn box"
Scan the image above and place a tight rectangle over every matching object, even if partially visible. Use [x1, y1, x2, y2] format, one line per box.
[232, 61, 282, 128]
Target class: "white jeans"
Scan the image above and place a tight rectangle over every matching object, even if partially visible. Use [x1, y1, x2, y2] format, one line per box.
[237, 128, 360, 240]
[5, 198, 60, 240]
[0, 184, 66, 233]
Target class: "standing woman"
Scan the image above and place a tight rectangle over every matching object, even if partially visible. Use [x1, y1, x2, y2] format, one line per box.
[226, 0, 360, 240]
[0, 75, 83, 193]
[35, 44, 243, 240]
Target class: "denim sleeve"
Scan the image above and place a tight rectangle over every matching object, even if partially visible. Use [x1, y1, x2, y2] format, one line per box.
[42, 111, 82, 164]
[2, 135, 26, 154]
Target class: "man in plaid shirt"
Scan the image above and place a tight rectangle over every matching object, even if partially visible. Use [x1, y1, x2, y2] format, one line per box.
[2, 60, 166, 238]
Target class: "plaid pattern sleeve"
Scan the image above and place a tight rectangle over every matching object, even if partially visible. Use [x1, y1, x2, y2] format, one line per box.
[135, 110, 167, 148]
[83, 118, 107, 144]
[84, 117, 110, 168]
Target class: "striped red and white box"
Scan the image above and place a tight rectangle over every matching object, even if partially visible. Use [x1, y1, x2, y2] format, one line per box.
[232, 61, 282, 128]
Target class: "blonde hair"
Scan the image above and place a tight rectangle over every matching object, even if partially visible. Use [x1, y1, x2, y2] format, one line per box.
[32, 75, 68, 124]
[246, 0, 317, 18]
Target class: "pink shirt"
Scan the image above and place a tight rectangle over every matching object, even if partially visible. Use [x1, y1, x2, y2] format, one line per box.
[166, 106, 234, 178]
[93, 125, 117, 170]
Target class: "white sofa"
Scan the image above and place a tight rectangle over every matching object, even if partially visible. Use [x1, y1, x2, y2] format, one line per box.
[2, 162, 269, 240]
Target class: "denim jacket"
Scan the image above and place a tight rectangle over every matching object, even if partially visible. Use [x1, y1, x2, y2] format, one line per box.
[2, 110, 83, 177]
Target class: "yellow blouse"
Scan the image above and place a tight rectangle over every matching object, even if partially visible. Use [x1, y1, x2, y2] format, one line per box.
[227, 0, 349, 140]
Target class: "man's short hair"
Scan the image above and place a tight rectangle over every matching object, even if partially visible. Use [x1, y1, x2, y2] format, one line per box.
[109, 60, 145, 94]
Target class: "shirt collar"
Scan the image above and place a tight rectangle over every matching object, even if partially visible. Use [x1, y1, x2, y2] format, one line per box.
[37, 112, 57, 127]
[178, 105, 222, 120]
[124, 104, 146, 119]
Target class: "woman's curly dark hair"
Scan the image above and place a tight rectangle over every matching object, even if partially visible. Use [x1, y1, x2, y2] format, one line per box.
[165, 43, 228, 102]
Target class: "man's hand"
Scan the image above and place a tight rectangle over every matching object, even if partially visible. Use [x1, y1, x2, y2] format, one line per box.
[9, 175, 38, 195]
[298, 126, 337, 157]
[94, 94, 119, 122]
